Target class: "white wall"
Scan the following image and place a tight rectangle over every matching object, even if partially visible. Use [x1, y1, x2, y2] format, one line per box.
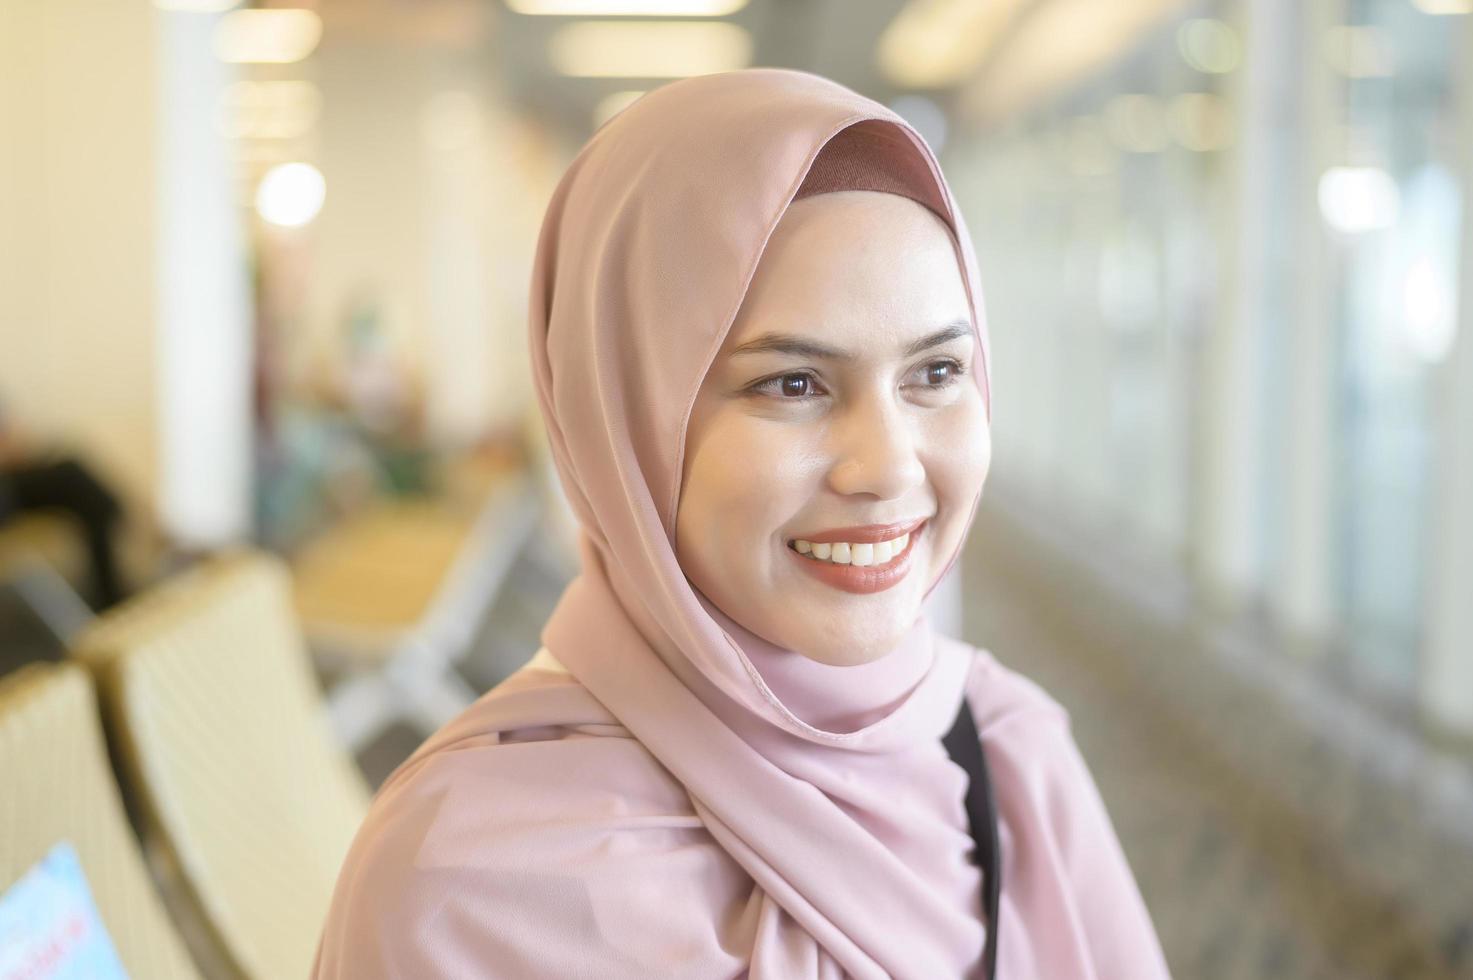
[0, 0, 160, 505]
[0, 0, 252, 545]
[305, 39, 554, 448]
[156, 8, 253, 546]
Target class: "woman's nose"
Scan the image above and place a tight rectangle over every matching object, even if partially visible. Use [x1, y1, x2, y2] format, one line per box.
[826, 395, 925, 500]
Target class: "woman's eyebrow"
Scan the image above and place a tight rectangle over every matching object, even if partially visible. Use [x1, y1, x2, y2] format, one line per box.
[729, 319, 972, 361]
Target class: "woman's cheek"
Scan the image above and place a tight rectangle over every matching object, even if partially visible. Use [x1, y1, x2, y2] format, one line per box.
[699, 416, 778, 494]
[734, 422, 825, 495]
[923, 398, 990, 493]
[693, 421, 821, 574]
[962, 417, 992, 491]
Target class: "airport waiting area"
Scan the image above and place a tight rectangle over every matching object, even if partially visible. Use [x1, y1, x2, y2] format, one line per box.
[3, 1, 1472, 978]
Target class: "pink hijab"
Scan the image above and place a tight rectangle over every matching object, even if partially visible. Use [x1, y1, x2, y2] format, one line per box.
[313, 68, 1172, 980]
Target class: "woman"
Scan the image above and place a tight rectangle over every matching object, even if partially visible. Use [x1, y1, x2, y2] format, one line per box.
[313, 68, 1171, 979]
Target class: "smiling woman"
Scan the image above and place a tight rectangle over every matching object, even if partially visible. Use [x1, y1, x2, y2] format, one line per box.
[311, 68, 1172, 980]
[678, 191, 991, 668]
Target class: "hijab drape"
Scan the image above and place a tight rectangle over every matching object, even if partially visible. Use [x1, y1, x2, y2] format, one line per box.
[313, 67, 1172, 980]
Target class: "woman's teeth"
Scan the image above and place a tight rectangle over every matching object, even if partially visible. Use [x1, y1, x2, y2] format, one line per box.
[792, 533, 909, 566]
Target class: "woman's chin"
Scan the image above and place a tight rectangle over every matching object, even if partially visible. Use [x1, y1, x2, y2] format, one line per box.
[790, 626, 910, 667]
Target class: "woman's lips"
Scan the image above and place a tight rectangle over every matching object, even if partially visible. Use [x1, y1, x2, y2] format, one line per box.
[785, 520, 925, 595]
[787, 517, 927, 544]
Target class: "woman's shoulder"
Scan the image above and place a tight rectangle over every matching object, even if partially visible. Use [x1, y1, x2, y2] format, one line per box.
[949, 643, 1117, 827]
[334, 716, 706, 893]
[313, 660, 741, 978]
[948, 640, 1071, 735]
[364, 657, 698, 850]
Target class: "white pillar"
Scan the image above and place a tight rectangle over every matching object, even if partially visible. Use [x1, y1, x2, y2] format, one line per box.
[422, 88, 497, 446]
[1277, 0, 1340, 645]
[1423, 12, 1473, 737]
[155, 7, 254, 546]
[1193, 0, 1281, 608]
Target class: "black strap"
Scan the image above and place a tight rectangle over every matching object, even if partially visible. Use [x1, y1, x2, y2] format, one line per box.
[942, 695, 1000, 980]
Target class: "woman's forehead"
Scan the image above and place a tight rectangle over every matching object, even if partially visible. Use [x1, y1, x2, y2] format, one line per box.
[720, 194, 973, 356]
[771, 190, 956, 255]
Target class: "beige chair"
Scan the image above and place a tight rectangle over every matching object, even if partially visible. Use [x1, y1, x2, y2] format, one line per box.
[0, 480, 165, 640]
[0, 511, 90, 584]
[0, 515, 95, 641]
[71, 552, 370, 980]
[0, 661, 200, 978]
[293, 458, 542, 751]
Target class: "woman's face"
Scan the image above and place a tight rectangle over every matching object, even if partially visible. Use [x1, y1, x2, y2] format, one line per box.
[675, 190, 991, 667]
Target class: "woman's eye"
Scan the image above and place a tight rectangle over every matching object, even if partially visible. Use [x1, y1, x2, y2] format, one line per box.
[749, 360, 964, 401]
[752, 372, 825, 399]
[910, 358, 965, 389]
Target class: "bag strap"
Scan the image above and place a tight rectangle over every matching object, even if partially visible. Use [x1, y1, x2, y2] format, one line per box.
[942, 695, 1000, 980]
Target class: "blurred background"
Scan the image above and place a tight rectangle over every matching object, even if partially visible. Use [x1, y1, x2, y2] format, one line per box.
[1, 1, 1470, 978]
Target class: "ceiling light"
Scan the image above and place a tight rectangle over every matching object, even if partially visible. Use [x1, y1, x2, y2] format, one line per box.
[877, 0, 1028, 89]
[549, 21, 750, 77]
[1318, 166, 1399, 234]
[1411, 0, 1472, 14]
[255, 162, 326, 227]
[1402, 257, 1457, 362]
[214, 8, 322, 64]
[509, 0, 746, 14]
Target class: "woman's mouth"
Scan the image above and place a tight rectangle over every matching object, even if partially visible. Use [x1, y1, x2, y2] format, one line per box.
[784, 519, 926, 595]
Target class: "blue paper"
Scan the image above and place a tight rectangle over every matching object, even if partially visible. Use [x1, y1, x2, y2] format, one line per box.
[0, 841, 129, 980]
